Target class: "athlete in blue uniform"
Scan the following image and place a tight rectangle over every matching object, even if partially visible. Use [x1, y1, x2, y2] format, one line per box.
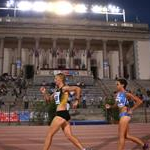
[106, 78, 149, 150]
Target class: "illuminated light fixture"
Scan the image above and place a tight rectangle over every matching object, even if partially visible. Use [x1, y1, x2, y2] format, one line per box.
[102, 6, 107, 12]
[17, 1, 32, 11]
[91, 5, 103, 14]
[6, 0, 14, 7]
[4, 1, 126, 22]
[74, 4, 87, 13]
[32, 1, 47, 12]
[46, 2, 54, 12]
[108, 5, 120, 13]
[53, 1, 73, 15]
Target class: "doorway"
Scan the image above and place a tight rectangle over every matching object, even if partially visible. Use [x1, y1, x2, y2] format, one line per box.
[91, 66, 97, 79]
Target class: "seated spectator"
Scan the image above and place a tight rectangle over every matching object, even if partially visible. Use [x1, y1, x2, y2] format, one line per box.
[146, 89, 150, 97]
[80, 82, 85, 88]
[0, 84, 7, 95]
[115, 74, 118, 80]
[42, 80, 47, 86]
[82, 94, 86, 108]
[136, 88, 143, 99]
[76, 82, 85, 88]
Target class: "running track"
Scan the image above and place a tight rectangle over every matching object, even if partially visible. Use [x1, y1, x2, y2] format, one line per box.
[0, 123, 150, 150]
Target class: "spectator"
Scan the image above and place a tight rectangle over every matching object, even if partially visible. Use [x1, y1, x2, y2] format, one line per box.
[42, 80, 47, 86]
[146, 89, 150, 97]
[82, 94, 86, 108]
[115, 74, 118, 80]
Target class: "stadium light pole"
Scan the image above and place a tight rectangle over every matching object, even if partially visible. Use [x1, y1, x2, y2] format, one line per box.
[91, 5, 125, 22]
[14, 0, 17, 17]
[123, 9, 126, 22]
[106, 12, 108, 22]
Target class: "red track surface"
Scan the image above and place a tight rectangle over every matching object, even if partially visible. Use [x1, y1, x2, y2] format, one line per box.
[0, 123, 150, 150]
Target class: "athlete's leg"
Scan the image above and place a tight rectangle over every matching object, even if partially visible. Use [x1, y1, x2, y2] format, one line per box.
[43, 116, 66, 150]
[118, 116, 130, 150]
[61, 121, 85, 150]
[125, 124, 144, 146]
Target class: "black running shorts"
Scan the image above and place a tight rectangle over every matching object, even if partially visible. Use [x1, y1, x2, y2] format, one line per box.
[56, 110, 71, 121]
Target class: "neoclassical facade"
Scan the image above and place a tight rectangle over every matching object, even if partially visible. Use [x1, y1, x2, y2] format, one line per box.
[0, 17, 150, 79]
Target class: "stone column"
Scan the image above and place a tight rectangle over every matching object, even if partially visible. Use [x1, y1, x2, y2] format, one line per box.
[69, 38, 74, 68]
[118, 41, 124, 77]
[16, 37, 22, 76]
[31, 48, 35, 65]
[39, 49, 43, 69]
[34, 37, 40, 71]
[86, 39, 91, 72]
[103, 40, 108, 78]
[48, 48, 53, 68]
[52, 38, 57, 68]
[0, 37, 4, 75]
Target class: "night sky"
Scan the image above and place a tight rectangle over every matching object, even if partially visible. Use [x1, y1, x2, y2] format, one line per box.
[107, 0, 150, 25]
[0, 0, 150, 26]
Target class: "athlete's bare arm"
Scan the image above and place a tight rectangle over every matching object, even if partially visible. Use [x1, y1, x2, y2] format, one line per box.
[62, 85, 81, 108]
[40, 86, 54, 102]
[126, 92, 143, 111]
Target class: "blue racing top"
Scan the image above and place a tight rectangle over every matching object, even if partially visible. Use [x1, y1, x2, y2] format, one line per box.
[116, 92, 129, 108]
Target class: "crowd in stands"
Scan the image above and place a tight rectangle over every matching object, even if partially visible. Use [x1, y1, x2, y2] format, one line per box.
[0, 73, 27, 107]
[0, 83, 7, 96]
[135, 88, 150, 107]
[1, 72, 150, 111]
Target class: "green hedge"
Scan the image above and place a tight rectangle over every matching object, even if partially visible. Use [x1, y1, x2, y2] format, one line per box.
[102, 98, 119, 124]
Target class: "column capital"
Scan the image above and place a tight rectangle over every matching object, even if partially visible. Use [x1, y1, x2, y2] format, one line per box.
[0, 36, 5, 40]
[118, 40, 123, 44]
[69, 38, 74, 41]
[17, 36, 23, 40]
[52, 38, 57, 49]
[69, 38, 74, 47]
[86, 38, 91, 42]
[35, 37, 40, 43]
[52, 38, 57, 42]
[102, 39, 108, 43]
[0, 38, 4, 48]
[86, 39, 91, 50]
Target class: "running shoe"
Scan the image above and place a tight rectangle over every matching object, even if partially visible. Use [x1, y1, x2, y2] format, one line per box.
[143, 143, 149, 150]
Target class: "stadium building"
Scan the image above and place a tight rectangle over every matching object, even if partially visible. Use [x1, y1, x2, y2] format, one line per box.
[0, 1, 150, 80]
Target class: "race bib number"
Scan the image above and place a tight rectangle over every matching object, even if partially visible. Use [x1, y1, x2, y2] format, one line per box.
[54, 91, 61, 104]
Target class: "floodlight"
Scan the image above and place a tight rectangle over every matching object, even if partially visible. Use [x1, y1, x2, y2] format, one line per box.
[2, 0, 126, 22]
[53, 1, 73, 15]
[46, 2, 54, 12]
[32, 1, 47, 12]
[17, 1, 32, 11]
[102, 7, 107, 12]
[108, 5, 120, 13]
[74, 4, 87, 13]
[6, 0, 15, 7]
[91, 5, 103, 14]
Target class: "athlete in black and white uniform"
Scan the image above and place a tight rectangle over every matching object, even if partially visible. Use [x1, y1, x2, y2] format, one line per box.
[40, 73, 91, 150]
